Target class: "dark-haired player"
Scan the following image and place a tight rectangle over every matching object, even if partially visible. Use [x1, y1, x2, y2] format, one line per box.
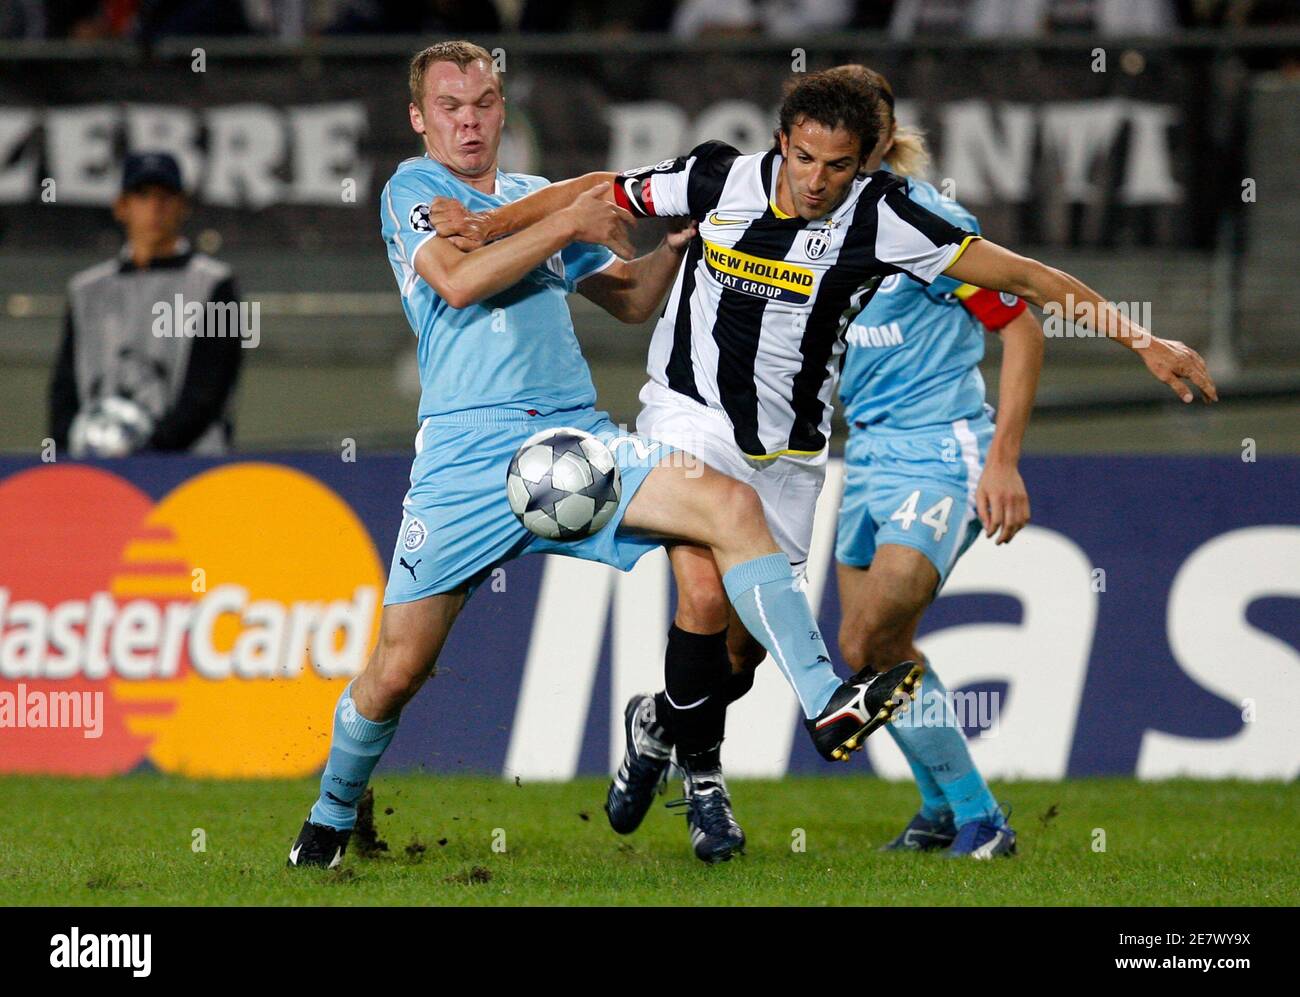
[429, 69, 1216, 863]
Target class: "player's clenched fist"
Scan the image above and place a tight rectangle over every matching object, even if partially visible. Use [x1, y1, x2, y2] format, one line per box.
[429, 196, 490, 252]
[562, 182, 637, 260]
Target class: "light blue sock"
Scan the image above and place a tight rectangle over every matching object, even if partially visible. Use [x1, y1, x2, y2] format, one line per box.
[886, 723, 951, 823]
[890, 662, 1001, 828]
[309, 681, 400, 831]
[722, 553, 841, 719]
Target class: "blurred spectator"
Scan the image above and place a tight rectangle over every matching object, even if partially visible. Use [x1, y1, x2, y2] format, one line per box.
[49, 153, 244, 457]
[891, 0, 1179, 37]
[326, 0, 500, 34]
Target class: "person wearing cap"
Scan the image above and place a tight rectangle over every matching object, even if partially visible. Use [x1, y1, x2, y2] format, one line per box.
[48, 151, 245, 457]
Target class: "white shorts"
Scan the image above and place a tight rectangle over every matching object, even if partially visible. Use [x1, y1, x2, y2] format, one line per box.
[635, 380, 826, 572]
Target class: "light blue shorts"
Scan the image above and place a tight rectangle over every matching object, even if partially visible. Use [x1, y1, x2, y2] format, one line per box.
[384, 406, 668, 604]
[835, 415, 994, 589]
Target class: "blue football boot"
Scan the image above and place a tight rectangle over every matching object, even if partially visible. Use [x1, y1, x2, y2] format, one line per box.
[880, 810, 958, 852]
[947, 817, 1017, 859]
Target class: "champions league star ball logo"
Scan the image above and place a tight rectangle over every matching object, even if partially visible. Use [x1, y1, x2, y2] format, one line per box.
[409, 203, 433, 232]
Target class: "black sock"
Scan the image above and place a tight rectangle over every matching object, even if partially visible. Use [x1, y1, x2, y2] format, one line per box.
[654, 624, 730, 770]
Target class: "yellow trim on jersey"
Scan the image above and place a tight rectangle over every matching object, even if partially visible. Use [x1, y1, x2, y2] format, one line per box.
[743, 447, 826, 461]
[941, 234, 982, 273]
[952, 282, 980, 300]
[770, 198, 793, 220]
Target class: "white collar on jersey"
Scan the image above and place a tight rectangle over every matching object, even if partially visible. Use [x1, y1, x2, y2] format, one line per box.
[420, 152, 504, 196]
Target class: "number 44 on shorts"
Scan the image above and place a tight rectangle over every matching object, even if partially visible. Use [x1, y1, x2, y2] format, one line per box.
[890, 490, 953, 541]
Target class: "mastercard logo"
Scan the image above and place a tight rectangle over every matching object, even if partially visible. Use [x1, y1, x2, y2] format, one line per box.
[0, 463, 383, 777]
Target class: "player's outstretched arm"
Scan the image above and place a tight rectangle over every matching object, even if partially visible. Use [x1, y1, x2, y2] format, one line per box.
[428, 172, 619, 252]
[413, 184, 633, 308]
[430, 142, 730, 254]
[944, 239, 1218, 404]
[579, 219, 698, 323]
[977, 308, 1043, 544]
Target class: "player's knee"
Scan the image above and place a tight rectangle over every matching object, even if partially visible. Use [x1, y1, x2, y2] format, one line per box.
[711, 477, 765, 540]
[368, 640, 437, 712]
[369, 665, 428, 714]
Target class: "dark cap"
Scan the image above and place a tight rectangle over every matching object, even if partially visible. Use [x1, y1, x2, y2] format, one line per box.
[122, 151, 183, 194]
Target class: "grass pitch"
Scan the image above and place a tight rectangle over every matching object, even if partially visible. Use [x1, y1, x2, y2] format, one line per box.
[3, 775, 1296, 906]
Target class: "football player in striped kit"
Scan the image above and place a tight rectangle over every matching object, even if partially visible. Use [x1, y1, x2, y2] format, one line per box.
[429, 68, 1216, 863]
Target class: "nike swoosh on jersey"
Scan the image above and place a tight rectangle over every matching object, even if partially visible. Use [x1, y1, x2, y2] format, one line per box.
[707, 211, 748, 226]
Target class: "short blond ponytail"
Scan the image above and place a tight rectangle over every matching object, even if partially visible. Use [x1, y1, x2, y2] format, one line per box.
[885, 123, 931, 180]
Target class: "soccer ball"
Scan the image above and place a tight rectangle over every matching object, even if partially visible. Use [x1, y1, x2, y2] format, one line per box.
[68, 395, 155, 458]
[507, 428, 621, 541]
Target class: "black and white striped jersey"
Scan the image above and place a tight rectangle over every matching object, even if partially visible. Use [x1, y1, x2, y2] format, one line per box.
[614, 141, 979, 459]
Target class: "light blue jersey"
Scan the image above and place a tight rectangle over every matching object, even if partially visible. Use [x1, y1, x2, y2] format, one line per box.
[380, 155, 615, 420]
[377, 155, 664, 601]
[838, 174, 988, 432]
